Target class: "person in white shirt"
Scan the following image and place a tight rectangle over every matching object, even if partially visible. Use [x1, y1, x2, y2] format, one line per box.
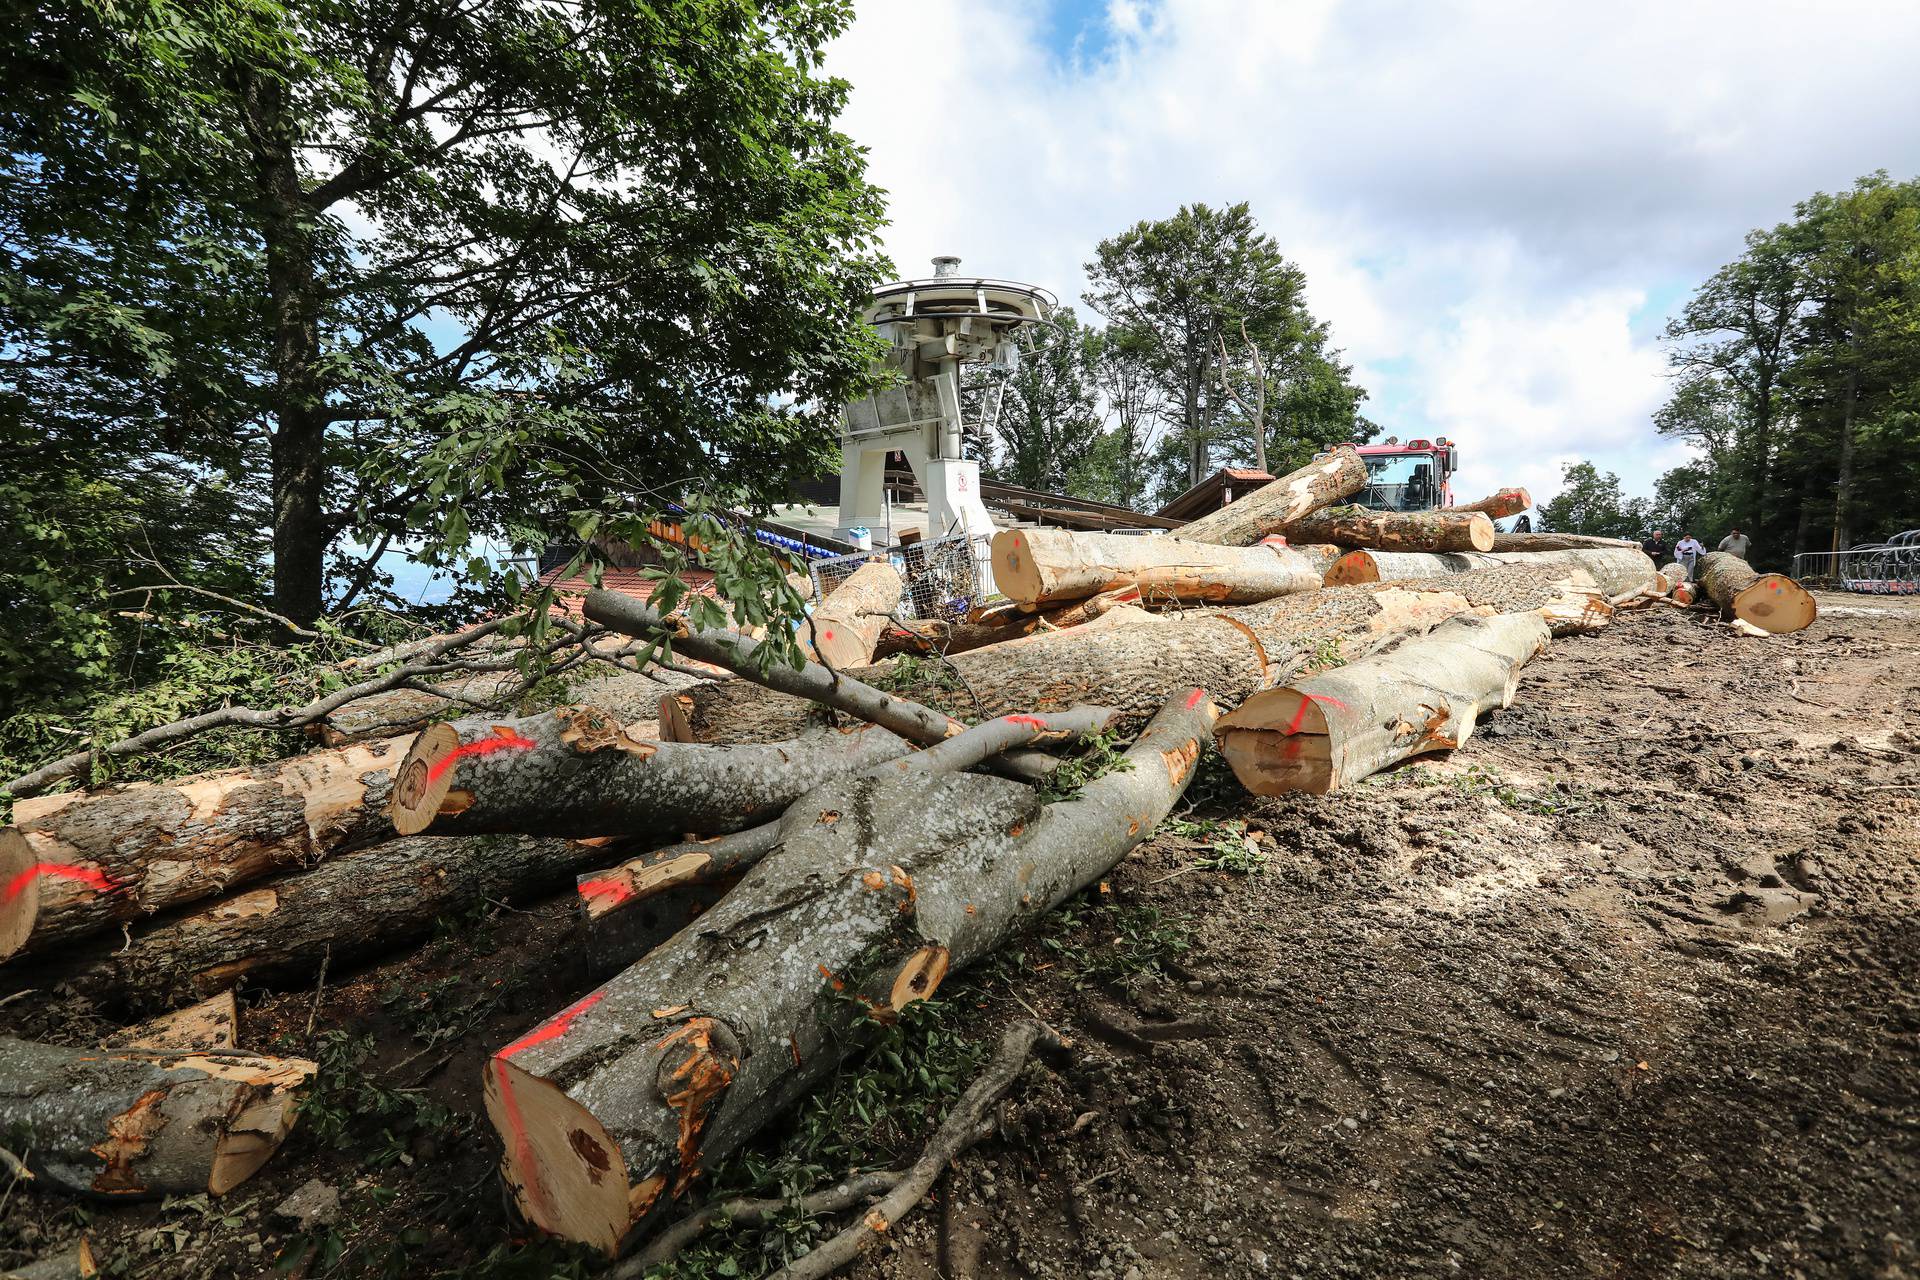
[1674, 533, 1706, 579]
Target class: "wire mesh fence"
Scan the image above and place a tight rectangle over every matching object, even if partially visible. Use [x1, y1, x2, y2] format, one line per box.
[1791, 531, 1920, 594]
[808, 531, 985, 621]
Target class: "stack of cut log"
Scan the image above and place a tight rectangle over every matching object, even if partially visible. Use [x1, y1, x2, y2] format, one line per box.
[1622, 550, 1818, 633]
[0, 446, 1818, 1269]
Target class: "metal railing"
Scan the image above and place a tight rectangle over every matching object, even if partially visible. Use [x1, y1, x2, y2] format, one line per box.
[1792, 530, 1920, 594]
[809, 531, 983, 622]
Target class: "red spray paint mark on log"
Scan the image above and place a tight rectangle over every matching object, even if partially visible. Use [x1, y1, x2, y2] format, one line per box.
[1285, 692, 1350, 735]
[4, 862, 118, 903]
[425, 730, 537, 785]
[492, 989, 608, 1224]
[1184, 688, 1208, 710]
[1005, 715, 1049, 729]
[578, 878, 634, 907]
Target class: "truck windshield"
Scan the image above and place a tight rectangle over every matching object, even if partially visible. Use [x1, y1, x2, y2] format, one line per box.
[1360, 455, 1437, 513]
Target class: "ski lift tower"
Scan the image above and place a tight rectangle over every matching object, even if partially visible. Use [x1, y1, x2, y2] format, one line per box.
[837, 256, 1056, 591]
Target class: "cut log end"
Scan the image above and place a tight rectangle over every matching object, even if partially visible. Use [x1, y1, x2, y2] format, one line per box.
[1, 826, 39, 960]
[990, 531, 1044, 605]
[389, 721, 462, 836]
[1323, 550, 1380, 586]
[1732, 575, 1818, 634]
[889, 945, 951, 1013]
[486, 1056, 631, 1255]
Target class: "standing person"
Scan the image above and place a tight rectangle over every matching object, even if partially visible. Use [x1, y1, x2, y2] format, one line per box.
[1641, 529, 1670, 563]
[1719, 527, 1752, 560]
[1674, 532, 1706, 580]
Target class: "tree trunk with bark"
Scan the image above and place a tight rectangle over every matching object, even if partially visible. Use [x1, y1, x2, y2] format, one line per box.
[802, 562, 903, 670]
[1171, 448, 1367, 546]
[10, 835, 640, 1011]
[1657, 561, 1691, 593]
[1697, 552, 1817, 633]
[387, 706, 913, 839]
[481, 692, 1216, 1255]
[874, 588, 1141, 659]
[0, 1038, 313, 1198]
[1279, 507, 1496, 553]
[1487, 532, 1638, 552]
[1324, 547, 1656, 597]
[1, 735, 417, 961]
[1286, 543, 1346, 581]
[673, 566, 1609, 746]
[990, 529, 1322, 607]
[1216, 612, 1550, 795]
[1445, 489, 1532, 519]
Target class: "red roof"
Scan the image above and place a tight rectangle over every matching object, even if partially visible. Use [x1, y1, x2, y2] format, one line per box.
[539, 567, 720, 618]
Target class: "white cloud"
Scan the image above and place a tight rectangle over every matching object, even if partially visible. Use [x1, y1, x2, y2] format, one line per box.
[824, 0, 1920, 504]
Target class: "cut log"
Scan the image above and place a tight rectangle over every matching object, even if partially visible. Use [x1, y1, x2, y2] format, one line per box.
[388, 705, 913, 839]
[1217, 612, 1550, 795]
[11, 835, 639, 1010]
[482, 690, 1216, 1254]
[991, 528, 1321, 607]
[673, 566, 1610, 746]
[1698, 553, 1818, 634]
[802, 561, 903, 669]
[1671, 580, 1701, 607]
[1656, 561, 1690, 593]
[4, 1240, 97, 1280]
[1280, 506, 1495, 553]
[1488, 531, 1638, 553]
[1172, 447, 1368, 546]
[874, 587, 1141, 659]
[102, 993, 238, 1052]
[0, 1037, 312, 1198]
[1324, 546, 1656, 597]
[1, 735, 417, 962]
[1285, 543, 1347, 581]
[1445, 488, 1532, 519]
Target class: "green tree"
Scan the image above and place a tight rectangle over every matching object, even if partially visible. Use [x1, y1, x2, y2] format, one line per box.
[1084, 201, 1364, 492]
[1080, 328, 1161, 509]
[986, 308, 1104, 492]
[1537, 461, 1649, 539]
[4, 0, 889, 637]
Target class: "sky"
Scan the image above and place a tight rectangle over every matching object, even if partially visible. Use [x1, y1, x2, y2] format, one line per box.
[821, 0, 1920, 506]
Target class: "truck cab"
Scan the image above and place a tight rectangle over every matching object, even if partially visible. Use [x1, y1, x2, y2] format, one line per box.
[1352, 438, 1459, 513]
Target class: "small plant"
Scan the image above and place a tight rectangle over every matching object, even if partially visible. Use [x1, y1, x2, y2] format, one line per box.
[1036, 728, 1133, 802]
[1162, 816, 1269, 874]
[1087, 904, 1196, 980]
[300, 1031, 467, 1165]
[1303, 635, 1347, 672]
[1429, 763, 1599, 819]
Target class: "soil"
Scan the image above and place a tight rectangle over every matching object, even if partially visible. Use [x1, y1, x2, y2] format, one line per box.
[3, 592, 1917, 1279]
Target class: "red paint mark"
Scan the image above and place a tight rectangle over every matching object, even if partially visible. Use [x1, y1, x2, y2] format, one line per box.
[822, 628, 835, 641]
[496, 990, 607, 1062]
[1006, 714, 1049, 729]
[1284, 692, 1351, 735]
[425, 731, 537, 785]
[3, 862, 117, 903]
[1184, 688, 1207, 709]
[578, 879, 634, 906]
[492, 1058, 546, 1218]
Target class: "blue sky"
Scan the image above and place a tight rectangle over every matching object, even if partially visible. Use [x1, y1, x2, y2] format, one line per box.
[825, 0, 1920, 508]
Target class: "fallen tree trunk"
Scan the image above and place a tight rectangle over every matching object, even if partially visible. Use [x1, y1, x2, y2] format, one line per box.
[1657, 561, 1691, 593]
[482, 691, 1216, 1254]
[801, 561, 902, 669]
[387, 705, 912, 838]
[2, 735, 418, 961]
[1445, 488, 1532, 519]
[1217, 612, 1550, 795]
[1279, 506, 1496, 553]
[1172, 448, 1367, 546]
[1698, 552, 1818, 633]
[1324, 546, 1656, 597]
[990, 528, 1321, 607]
[1286, 543, 1346, 581]
[10, 834, 641, 1010]
[673, 566, 1609, 745]
[0, 1038, 312, 1198]
[1488, 531, 1638, 553]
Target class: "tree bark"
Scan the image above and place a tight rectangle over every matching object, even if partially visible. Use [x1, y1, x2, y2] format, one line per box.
[1444, 488, 1532, 519]
[877, 587, 1142, 658]
[387, 705, 914, 839]
[674, 566, 1611, 746]
[1324, 547, 1656, 597]
[1280, 507, 1496, 553]
[990, 529, 1321, 607]
[1, 735, 417, 961]
[1698, 552, 1817, 634]
[0, 1038, 312, 1198]
[1171, 448, 1366, 546]
[1216, 612, 1550, 795]
[1657, 561, 1691, 592]
[1286, 543, 1346, 581]
[1487, 532, 1638, 553]
[9, 835, 638, 1011]
[802, 562, 902, 670]
[481, 690, 1217, 1254]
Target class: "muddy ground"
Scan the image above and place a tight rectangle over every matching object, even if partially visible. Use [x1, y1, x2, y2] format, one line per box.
[3, 592, 1917, 1279]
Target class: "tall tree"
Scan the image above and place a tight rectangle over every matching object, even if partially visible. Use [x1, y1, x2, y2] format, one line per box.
[1084, 202, 1363, 492]
[985, 308, 1104, 492]
[1537, 461, 1648, 539]
[3, 0, 889, 632]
